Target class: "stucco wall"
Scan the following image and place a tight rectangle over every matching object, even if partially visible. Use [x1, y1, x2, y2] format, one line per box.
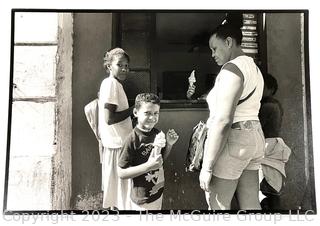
[266, 13, 312, 210]
[72, 13, 113, 209]
[157, 108, 209, 210]
[52, 13, 73, 210]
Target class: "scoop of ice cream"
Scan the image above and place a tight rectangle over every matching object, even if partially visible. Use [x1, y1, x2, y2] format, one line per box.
[154, 131, 166, 148]
[188, 70, 196, 86]
[153, 131, 166, 155]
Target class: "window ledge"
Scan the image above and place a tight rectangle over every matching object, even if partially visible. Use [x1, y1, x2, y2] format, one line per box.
[160, 99, 207, 109]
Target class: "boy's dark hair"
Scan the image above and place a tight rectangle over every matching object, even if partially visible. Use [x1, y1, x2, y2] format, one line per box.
[211, 12, 243, 46]
[103, 47, 130, 72]
[264, 73, 278, 95]
[135, 93, 160, 109]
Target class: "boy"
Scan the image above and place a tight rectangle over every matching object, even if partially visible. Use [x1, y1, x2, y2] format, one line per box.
[118, 93, 179, 210]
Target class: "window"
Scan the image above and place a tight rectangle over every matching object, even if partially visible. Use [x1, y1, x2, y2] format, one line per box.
[117, 12, 265, 107]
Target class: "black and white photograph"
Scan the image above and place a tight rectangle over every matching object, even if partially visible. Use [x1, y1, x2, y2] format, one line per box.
[0, 2, 319, 225]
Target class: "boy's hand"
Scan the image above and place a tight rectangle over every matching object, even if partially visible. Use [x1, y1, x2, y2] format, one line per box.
[146, 149, 163, 171]
[166, 129, 179, 146]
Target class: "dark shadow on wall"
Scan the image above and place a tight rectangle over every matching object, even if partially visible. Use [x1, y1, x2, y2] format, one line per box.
[71, 13, 114, 209]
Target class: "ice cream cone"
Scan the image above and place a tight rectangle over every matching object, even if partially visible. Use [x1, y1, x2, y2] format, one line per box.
[188, 70, 196, 86]
[154, 131, 166, 155]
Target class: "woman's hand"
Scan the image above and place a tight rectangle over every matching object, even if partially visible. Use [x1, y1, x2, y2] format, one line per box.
[199, 169, 213, 192]
[187, 84, 196, 99]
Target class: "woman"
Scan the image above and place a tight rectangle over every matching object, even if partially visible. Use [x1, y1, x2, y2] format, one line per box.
[199, 13, 265, 210]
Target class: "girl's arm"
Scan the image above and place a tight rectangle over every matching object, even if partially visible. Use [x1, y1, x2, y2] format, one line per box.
[104, 104, 134, 125]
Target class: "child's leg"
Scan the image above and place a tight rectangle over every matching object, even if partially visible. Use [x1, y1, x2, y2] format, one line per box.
[131, 195, 163, 210]
[103, 147, 131, 210]
[102, 147, 118, 208]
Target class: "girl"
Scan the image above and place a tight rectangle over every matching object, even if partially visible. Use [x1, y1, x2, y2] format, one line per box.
[99, 47, 134, 209]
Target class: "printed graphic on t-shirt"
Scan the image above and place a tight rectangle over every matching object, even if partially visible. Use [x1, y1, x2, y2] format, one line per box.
[138, 143, 154, 156]
[137, 142, 165, 196]
[146, 168, 165, 196]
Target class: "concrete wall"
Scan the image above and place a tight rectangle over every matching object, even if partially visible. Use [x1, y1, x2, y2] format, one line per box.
[52, 13, 73, 210]
[158, 107, 260, 210]
[72, 13, 113, 209]
[157, 109, 209, 209]
[266, 13, 313, 210]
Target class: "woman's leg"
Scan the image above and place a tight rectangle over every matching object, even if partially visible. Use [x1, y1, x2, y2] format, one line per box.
[236, 170, 261, 210]
[206, 176, 239, 210]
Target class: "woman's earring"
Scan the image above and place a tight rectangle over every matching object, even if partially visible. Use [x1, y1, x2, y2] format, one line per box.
[226, 37, 233, 48]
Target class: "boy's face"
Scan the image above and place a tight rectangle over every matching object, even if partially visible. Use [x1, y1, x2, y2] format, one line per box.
[134, 102, 160, 132]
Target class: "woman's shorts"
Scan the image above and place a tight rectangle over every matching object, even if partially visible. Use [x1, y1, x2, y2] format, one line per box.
[210, 120, 265, 180]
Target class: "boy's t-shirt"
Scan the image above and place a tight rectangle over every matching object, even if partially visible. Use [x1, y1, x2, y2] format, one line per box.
[118, 127, 165, 205]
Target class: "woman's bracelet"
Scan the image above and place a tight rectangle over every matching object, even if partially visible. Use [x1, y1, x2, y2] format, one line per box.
[201, 168, 213, 173]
